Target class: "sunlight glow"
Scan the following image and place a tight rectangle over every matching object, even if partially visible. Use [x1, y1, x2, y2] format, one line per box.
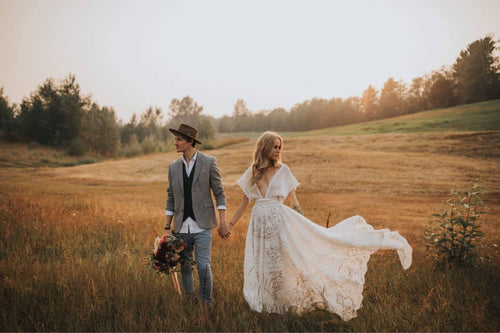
[0, 0, 499, 121]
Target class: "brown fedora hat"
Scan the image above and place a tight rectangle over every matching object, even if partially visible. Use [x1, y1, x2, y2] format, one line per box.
[169, 123, 202, 144]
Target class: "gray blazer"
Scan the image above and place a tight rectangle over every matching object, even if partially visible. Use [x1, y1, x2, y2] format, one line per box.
[165, 152, 226, 233]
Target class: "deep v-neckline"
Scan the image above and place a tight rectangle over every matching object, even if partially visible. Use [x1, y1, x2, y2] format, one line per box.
[257, 166, 281, 198]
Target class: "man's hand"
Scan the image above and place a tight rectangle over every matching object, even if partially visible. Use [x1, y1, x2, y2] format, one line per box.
[217, 210, 230, 239]
[218, 221, 231, 239]
[165, 216, 173, 236]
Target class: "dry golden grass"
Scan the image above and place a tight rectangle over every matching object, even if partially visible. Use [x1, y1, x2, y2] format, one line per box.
[1, 131, 499, 331]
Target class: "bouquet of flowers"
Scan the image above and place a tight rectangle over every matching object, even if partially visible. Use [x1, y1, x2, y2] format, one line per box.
[150, 234, 195, 274]
[150, 234, 195, 295]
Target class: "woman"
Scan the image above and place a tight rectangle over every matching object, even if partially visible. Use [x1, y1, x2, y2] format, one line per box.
[228, 131, 412, 321]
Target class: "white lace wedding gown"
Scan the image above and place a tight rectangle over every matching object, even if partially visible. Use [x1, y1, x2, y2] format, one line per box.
[236, 164, 412, 321]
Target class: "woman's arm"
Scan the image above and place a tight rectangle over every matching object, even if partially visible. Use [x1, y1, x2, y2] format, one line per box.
[287, 189, 303, 215]
[228, 194, 250, 228]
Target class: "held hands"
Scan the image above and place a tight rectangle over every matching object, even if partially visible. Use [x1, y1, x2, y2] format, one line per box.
[218, 220, 231, 239]
[217, 210, 231, 240]
[219, 194, 247, 240]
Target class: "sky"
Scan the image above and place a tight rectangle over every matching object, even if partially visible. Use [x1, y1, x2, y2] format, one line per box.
[1, 0, 499, 122]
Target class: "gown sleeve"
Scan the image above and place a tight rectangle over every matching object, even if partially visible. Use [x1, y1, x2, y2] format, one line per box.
[266, 164, 300, 200]
[236, 166, 260, 202]
[279, 164, 300, 197]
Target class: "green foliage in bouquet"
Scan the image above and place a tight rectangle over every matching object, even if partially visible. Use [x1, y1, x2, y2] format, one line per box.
[425, 181, 489, 266]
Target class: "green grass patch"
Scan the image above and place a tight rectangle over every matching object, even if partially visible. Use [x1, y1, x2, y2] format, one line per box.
[296, 99, 500, 137]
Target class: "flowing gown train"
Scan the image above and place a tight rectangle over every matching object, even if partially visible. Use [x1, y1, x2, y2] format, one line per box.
[237, 164, 412, 321]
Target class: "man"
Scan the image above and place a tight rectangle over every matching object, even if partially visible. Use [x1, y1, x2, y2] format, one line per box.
[164, 123, 230, 305]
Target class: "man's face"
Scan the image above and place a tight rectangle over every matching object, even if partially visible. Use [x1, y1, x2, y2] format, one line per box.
[174, 135, 191, 153]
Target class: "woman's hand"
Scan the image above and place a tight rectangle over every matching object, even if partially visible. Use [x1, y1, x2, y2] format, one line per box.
[288, 190, 303, 215]
[218, 221, 231, 239]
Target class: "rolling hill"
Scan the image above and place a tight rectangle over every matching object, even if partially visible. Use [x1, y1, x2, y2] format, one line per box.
[1, 100, 499, 332]
[295, 99, 500, 137]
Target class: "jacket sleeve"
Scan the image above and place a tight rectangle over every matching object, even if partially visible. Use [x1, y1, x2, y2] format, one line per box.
[165, 163, 175, 212]
[210, 156, 226, 208]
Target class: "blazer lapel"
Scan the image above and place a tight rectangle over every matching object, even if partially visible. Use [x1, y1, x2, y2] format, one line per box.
[192, 152, 203, 185]
[176, 158, 184, 192]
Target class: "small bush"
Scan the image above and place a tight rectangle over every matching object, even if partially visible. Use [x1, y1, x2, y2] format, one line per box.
[141, 135, 167, 154]
[119, 134, 143, 158]
[425, 181, 489, 266]
[67, 138, 86, 157]
[119, 144, 143, 158]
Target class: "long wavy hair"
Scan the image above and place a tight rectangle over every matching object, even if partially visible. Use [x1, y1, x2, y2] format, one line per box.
[250, 131, 283, 185]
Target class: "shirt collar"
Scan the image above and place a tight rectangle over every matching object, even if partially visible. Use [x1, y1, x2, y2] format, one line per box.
[182, 151, 198, 165]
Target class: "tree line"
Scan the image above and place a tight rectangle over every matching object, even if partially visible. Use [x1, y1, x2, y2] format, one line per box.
[0, 77, 215, 157]
[216, 35, 500, 132]
[0, 35, 499, 156]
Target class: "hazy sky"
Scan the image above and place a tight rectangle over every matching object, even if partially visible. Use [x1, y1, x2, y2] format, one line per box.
[1, 0, 499, 121]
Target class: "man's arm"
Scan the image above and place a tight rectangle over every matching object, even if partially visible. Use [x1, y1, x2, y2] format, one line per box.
[165, 164, 175, 234]
[209, 156, 231, 239]
[209, 157, 226, 208]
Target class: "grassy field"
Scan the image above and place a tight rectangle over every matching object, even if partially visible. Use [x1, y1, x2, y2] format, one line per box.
[1, 104, 500, 331]
[0, 141, 103, 168]
[299, 99, 500, 136]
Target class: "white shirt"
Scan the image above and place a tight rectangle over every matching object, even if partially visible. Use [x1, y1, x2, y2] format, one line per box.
[166, 152, 226, 233]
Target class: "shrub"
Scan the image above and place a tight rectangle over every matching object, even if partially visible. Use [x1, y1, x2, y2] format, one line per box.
[425, 181, 489, 266]
[119, 144, 143, 158]
[141, 134, 167, 154]
[67, 137, 86, 157]
[119, 134, 143, 158]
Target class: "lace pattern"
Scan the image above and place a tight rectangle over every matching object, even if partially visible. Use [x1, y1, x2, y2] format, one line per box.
[240, 168, 412, 321]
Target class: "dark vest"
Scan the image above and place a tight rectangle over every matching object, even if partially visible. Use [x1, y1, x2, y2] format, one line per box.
[182, 162, 196, 221]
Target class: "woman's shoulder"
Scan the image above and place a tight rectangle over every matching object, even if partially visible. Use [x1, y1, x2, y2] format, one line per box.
[279, 163, 298, 182]
[237, 165, 252, 179]
[279, 163, 291, 171]
[237, 166, 258, 199]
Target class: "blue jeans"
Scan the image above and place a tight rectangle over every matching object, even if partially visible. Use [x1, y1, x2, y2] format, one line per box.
[177, 229, 212, 304]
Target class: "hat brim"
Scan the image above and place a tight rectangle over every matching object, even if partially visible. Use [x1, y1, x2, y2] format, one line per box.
[169, 128, 202, 145]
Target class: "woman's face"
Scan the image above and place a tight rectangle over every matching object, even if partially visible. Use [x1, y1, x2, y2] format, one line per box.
[270, 138, 281, 162]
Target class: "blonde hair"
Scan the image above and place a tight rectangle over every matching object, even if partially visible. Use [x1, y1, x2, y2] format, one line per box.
[250, 131, 283, 185]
